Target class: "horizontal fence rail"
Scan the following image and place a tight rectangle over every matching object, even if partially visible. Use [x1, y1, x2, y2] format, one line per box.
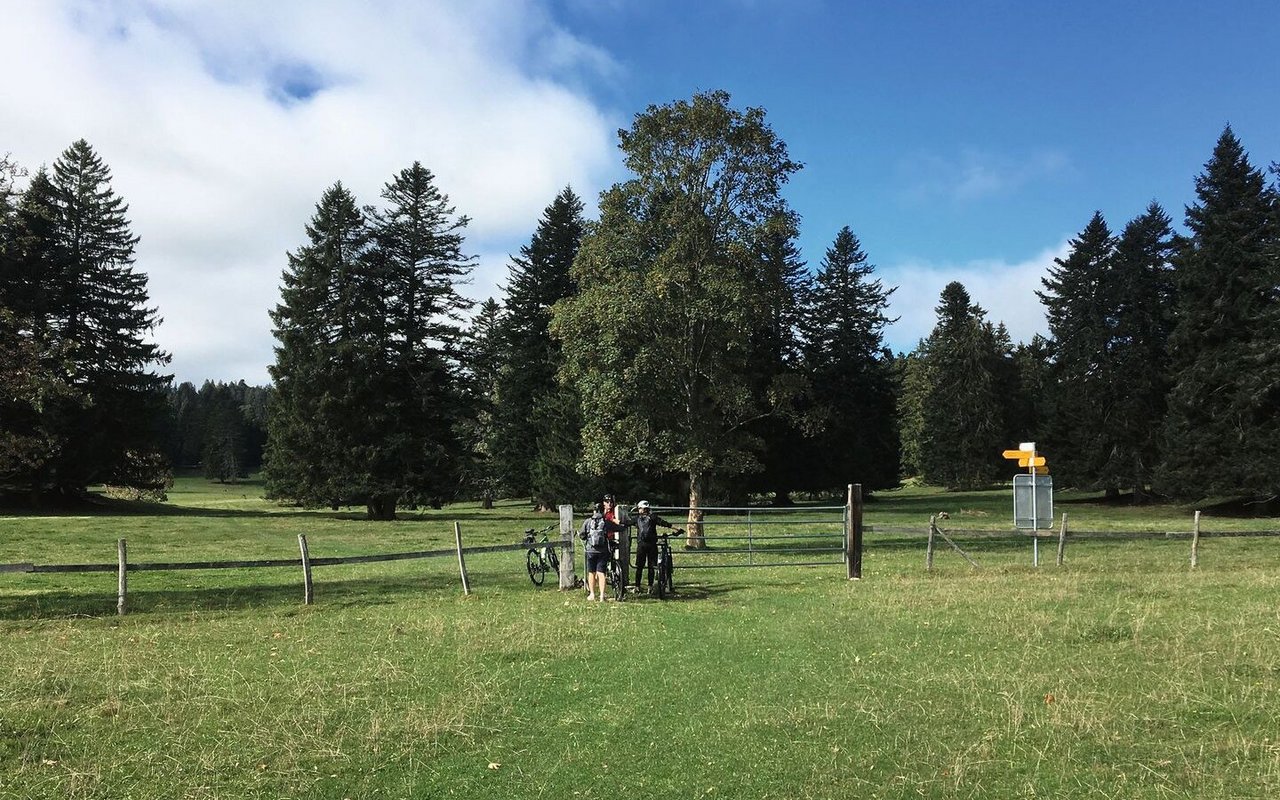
[643, 504, 851, 572]
[1, 530, 576, 615]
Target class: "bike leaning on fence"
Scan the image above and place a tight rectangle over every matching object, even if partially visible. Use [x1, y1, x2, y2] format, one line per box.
[524, 523, 560, 586]
[652, 528, 681, 599]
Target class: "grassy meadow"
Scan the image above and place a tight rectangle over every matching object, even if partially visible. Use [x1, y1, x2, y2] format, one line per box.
[1, 478, 1278, 798]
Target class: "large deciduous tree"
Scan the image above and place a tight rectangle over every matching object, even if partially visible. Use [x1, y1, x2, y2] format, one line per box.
[553, 90, 801, 541]
[1158, 127, 1280, 498]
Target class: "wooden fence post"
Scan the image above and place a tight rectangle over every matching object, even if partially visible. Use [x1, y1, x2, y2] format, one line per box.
[117, 539, 128, 616]
[1190, 510, 1201, 569]
[1056, 513, 1067, 567]
[454, 522, 471, 595]
[926, 516, 935, 571]
[846, 483, 863, 580]
[298, 534, 314, 605]
[558, 504, 576, 590]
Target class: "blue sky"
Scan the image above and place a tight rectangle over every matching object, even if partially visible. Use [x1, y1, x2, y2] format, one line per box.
[2, 1, 1278, 382]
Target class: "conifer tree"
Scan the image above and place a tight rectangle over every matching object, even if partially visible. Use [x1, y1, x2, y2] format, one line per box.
[265, 183, 372, 509]
[461, 298, 504, 507]
[266, 167, 474, 519]
[1098, 203, 1176, 497]
[4, 141, 170, 497]
[917, 282, 1005, 489]
[1158, 127, 1280, 497]
[798, 226, 898, 493]
[744, 212, 810, 503]
[492, 187, 585, 503]
[1037, 212, 1116, 489]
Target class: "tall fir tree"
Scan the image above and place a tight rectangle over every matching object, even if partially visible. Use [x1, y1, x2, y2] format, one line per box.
[491, 187, 586, 506]
[1098, 202, 1177, 497]
[3, 141, 170, 497]
[1158, 127, 1280, 497]
[265, 183, 373, 510]
[917, 282, 1006, 489]
[798, 226, 899, 494]
[744, 211, 810, 503]
[460, 298, 504, 508]
[1037, 212, 1117, 489]
[367, 162, 475, 516]
[266, 167, 474, 519]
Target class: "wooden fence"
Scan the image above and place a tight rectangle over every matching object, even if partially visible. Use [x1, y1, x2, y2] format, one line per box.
[1, 505, 580, 615]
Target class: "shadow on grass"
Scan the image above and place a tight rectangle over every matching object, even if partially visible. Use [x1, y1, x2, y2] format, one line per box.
[1, 496, 556, 525]
[0, 573, 485, 621]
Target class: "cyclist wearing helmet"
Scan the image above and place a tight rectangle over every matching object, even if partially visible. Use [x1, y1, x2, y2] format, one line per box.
[630, 500, 674, 592]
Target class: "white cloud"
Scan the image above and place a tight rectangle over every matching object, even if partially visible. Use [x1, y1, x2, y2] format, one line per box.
[0, 0, 620, 384]
[882, 241, 1070, 352]
[900, 148, 1071, 203]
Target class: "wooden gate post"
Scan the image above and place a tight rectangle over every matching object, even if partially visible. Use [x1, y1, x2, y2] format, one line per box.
[298, 534, 314, 605]
[1056, 513, 1068, 567]
[846, 483, 863, 580]
[926, 516, 936, 571]
[117, 539, 128, 616]
[1190, 510, 1201, 569]
[558, 504, 576, 590]
[454, 522, 471, 595]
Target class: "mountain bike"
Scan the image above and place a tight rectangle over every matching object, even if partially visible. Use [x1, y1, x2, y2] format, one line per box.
[524, 523, 560, 586]
[652, 528, 681, 599]
[607, 535, 627, 601]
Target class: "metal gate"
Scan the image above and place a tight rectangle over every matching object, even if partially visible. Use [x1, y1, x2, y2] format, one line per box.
[650, 505, 848, 571]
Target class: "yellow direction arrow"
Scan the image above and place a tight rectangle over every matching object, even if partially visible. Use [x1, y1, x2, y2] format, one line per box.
[1002, 449, 1026, 459]
[1019, 456, 1046, 468]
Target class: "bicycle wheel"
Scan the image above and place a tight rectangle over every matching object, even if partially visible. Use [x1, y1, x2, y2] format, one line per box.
[546, 546, 560, 574]
[654, 560, 667, 599]
[612, 561, 626, 601]
[664, 550, 674, 593]
[526, 549, 545, 586]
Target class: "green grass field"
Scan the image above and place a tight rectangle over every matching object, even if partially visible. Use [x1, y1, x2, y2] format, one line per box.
[1, 478, 1277, 798]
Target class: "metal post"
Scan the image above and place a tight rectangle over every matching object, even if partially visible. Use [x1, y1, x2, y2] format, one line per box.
[748, 508, 754, 566]
[1033, 535, 1039, 567]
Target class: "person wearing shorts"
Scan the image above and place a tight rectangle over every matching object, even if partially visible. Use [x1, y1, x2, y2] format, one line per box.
[580, 502, 625, 601]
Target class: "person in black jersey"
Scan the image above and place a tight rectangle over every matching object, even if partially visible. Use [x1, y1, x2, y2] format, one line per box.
[630, 500, 673, 592]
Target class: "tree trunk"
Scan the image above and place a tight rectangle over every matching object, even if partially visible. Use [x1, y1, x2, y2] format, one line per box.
[1104, 486, 1120, 501]
[686, 472, 706, 549]
[481, 492, 493, 510]
[773, 489, 794, 507]
[366, 495, 397, 521]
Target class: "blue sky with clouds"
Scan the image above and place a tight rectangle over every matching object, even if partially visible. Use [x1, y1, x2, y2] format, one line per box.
[3, 1, 1278, 382]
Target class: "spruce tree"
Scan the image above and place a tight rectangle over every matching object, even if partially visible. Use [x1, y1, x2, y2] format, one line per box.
[1037, 212, 1116, 489]
[918, 282, 1005, 489]
[366, 162, 474, 516]
[798, 226, 898, 493]
[265, 183, 372, 509]
[744, 211, 810, 503]
[492, 187, 585, 503]
[1158, 127, 1280, 497]
[267, 167, 474, 519]
[6, 141, 170, 497]
[1099, 203, 1176, 497]
[460, 298, 504, 508]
